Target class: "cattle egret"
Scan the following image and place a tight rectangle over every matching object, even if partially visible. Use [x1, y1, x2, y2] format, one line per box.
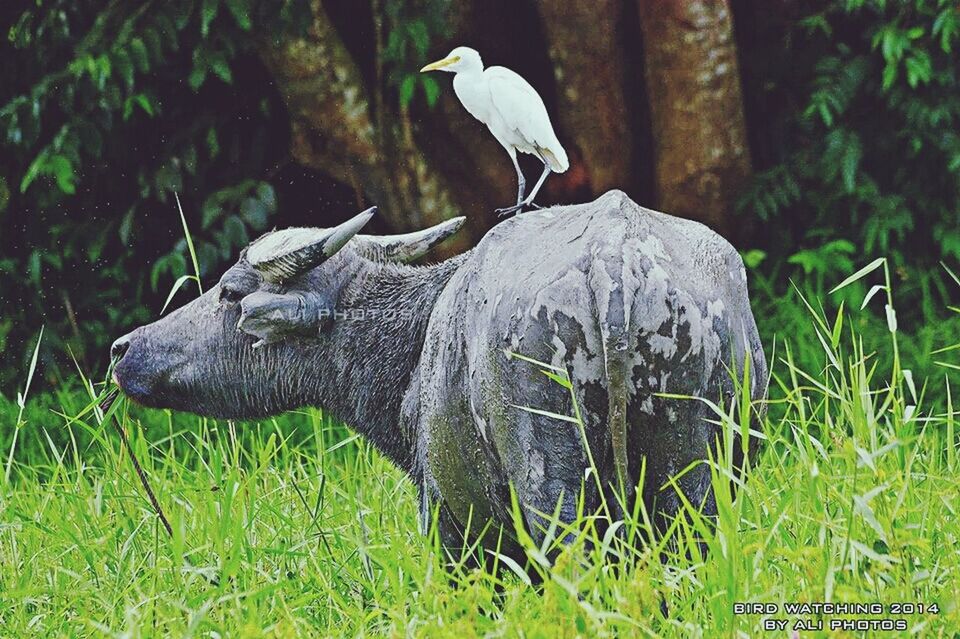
[421, 46, 568, 215]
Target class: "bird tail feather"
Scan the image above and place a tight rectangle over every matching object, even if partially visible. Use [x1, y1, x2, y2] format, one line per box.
[539, 144, 569, 173]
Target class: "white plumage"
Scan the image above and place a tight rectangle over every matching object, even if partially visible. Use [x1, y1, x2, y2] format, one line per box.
[422, 46, 568, 215]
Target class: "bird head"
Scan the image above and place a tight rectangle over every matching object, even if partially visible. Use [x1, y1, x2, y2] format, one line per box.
[420, 47, 482, 74]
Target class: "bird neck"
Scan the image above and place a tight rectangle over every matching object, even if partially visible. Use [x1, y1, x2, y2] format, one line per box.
[454, 60, 483, 78]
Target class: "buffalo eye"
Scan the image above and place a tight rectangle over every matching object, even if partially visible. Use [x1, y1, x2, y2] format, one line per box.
[219, 286, 245, 304]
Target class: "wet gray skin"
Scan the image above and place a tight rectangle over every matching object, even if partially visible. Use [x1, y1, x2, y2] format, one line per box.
[112, 191, 768, 554]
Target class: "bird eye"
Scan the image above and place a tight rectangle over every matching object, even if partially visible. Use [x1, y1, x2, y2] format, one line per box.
[219, 286, 244, 304]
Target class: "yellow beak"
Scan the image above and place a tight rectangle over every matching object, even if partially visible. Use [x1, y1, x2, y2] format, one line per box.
[420, 56, 460, 72]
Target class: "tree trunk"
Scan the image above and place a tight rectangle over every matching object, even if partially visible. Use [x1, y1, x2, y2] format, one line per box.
[535, 0, 634, 195]
[256, 0, 478, 250]
[637, 0, 752, 236]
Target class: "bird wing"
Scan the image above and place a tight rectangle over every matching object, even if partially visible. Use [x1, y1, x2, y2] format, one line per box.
[485, 66, 568, 171]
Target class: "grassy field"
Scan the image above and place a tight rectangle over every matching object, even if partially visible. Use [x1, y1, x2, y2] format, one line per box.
[1, 277, 959, 637]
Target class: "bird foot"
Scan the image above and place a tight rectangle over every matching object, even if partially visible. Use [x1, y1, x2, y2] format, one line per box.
[495, 201, 541, 217]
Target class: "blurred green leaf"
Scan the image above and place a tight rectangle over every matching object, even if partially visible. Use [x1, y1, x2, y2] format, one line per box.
[123, 94, 155, 120]
[202, 195, 222, 229]
[20, 152, 76, 195]
[225, 0, 252, 31]
[882, 61, 898, 91]
[206, 128, 219, 157]
[407, 20, 429, 57]
[201, 0, 219, 37]
[399, 75, 416, 107]
[209, 52, 232, 84]
[128, 38, 150, 72]
[27, 250, 41, 289]
[112, 49, 134, 88]
[19, 152, 44, 193]
[741, 249, 767, 269]
[172, 0, 196, 29]
[904, 52, 931, 87]
[119, 208, 135, 245]
[421, 75, 440, 107]
[0, 176, 9, 213]
[189, 46, 208, 90]
[143, 28, 163, 63]
[182, 145, 198, 175]
[840, 135, 862, 193]
[255, 182, 276, 213]
[222, 215, 249, 251]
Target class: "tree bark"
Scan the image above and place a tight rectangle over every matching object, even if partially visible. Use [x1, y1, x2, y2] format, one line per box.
[535, 0, 634, 195]
[637, 0, 752, 236]
[256, 0, 478, 250]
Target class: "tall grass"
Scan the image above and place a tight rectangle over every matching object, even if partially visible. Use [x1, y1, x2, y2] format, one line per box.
[0, 261, 958, 636]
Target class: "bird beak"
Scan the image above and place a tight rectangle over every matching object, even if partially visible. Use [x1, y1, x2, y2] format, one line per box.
[420, 56, 460, 72]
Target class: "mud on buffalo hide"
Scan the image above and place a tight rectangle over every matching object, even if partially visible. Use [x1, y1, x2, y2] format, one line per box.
[413, 190, 767, 543]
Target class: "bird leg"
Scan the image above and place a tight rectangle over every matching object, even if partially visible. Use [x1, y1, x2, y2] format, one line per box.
[496, 163, 551, 216]
[525, 163, 551, 204]
[511, 153, 526, 206]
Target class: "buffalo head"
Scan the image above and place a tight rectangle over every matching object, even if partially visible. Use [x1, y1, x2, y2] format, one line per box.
[111, 208, 464, 420]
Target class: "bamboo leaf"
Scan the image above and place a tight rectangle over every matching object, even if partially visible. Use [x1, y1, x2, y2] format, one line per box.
[830, 258, 885, 294]
[161, 274, 198, 314]
[510, 404, 580, 424]
[860, 284, 886, 310]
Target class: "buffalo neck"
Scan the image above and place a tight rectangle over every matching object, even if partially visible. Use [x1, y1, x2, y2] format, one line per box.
[313, 253, 468, 472]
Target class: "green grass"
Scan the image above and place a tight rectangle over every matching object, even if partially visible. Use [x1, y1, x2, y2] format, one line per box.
[1, 285, 959, 637]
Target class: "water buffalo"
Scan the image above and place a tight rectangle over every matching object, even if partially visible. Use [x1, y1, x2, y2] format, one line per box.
[112, 190, 767, 551]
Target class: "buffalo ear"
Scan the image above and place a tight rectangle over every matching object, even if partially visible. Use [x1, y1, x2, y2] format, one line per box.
[237, 291, 334, 348]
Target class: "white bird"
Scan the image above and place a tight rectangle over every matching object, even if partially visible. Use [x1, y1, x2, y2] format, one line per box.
[421, 46, 568, 216]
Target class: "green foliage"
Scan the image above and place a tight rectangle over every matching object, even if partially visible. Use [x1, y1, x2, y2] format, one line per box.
[381, 0, 449, 108]
[740, 0, 960, 319]
[0, 0, 309, 388]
